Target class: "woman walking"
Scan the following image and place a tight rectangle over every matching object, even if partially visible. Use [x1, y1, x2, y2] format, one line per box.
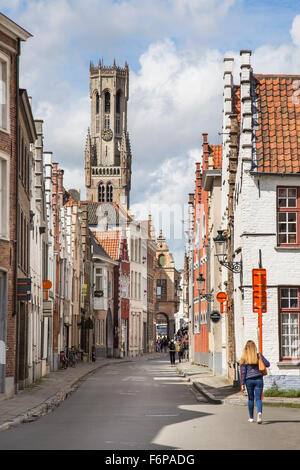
[240, 340, 270, 424]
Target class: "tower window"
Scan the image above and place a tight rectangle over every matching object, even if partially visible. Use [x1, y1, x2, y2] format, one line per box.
[105, 91, 110, 113]
[158, 254, 165, 267]
[95, 92, 99, 115]
[116, 90, 121, 114]
[105, 116, 110, 129]
[116, 117, 120, 134]
[98, 183, 105, 202]
[106, 183, 113, 202]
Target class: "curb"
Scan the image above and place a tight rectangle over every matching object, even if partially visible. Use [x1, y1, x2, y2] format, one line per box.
[179, 371, 223, 405]
[0, 359, 132, 433]
[190, 379, 223, 404]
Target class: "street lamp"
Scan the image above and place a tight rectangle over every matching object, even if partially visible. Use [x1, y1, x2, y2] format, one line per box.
[196, 274, 213, 301]
[213, 230, 242, 273]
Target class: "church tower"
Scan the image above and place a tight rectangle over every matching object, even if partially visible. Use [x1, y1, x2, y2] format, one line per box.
[85, 60, 132, 208]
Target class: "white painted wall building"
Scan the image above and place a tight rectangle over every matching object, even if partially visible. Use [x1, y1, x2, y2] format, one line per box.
[230, 51, 300, 390]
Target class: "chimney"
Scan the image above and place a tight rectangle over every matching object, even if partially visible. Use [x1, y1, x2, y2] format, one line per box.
[202, 133, 209, 171]
[195, 162, 202, 204]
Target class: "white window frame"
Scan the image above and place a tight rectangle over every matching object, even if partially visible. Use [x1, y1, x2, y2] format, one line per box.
[0, 51, 10, 134]
[0, 151, 9, 239]
[95, 266, 103, 292]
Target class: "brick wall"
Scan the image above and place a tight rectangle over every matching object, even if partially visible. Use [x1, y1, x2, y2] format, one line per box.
[0, 37, 18, 392]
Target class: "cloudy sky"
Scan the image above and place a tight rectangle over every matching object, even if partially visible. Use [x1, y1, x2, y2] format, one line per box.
[1, 0, 300, 268]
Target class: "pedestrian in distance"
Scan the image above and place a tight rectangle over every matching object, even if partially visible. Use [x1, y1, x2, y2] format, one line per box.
[240, 340, 270, 424]
[92, 345, 96, 362]
[175, 339, 181, 361]
[163, 336, 168, 353]
[178, 341, 185, 363]
[169, 339, 176, 365]
[156, 337, 161, 353]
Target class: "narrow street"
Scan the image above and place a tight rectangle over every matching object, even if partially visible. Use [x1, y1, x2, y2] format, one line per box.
[0, 355, 299, 450]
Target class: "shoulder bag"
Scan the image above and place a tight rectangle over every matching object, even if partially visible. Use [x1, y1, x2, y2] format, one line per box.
[258, 354, 267, 376]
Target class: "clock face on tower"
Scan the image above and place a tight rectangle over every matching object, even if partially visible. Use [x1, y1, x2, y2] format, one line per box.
[102, 128, 113, 141]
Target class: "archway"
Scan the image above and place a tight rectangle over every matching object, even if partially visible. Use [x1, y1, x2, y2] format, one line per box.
[156, 312, 169, 339]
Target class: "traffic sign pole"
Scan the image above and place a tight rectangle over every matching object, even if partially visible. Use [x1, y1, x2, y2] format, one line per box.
[252, 269, 267, 399]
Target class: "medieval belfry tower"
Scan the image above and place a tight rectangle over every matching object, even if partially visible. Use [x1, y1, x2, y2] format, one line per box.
[85, 60, 132, 208]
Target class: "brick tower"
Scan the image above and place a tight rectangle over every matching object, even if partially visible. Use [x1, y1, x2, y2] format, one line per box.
[85, 60, 132, 208]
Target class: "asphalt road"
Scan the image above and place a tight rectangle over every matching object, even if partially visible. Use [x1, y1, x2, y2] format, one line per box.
[0, 356, 299, 450]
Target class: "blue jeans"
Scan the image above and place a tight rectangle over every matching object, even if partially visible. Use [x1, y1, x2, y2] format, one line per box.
[246, 377, 263, 419]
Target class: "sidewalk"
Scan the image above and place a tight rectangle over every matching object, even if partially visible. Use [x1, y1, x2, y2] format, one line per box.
[0, 357, 130, 432]
[176, 361, 300, 407]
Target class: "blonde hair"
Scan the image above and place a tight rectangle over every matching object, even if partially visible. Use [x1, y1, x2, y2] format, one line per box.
[240, 340, 258, 365]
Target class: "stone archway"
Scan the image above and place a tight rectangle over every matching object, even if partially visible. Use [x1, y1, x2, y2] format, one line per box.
[156, 312, 175, 339]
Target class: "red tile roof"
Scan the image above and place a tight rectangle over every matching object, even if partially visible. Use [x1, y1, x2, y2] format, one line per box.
[92, 230, 120, 260]
[254, 75, 300, 173]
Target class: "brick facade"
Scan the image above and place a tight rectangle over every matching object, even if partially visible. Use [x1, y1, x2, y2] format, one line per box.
[0, 14, 31, 397]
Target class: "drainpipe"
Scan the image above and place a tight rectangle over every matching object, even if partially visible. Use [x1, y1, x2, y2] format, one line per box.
[14, 39, 21, 391]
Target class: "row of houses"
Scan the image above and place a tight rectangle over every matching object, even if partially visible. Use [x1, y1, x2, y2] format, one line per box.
[0, 13, 181, 400]
[185, 50, 300, 390]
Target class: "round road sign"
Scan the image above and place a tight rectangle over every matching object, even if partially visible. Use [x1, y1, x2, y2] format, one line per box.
[210, 310, 221, 323]
[216, 292, 227, 302]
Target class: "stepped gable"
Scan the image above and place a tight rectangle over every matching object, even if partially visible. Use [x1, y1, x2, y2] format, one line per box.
[254, 74, 300, 174]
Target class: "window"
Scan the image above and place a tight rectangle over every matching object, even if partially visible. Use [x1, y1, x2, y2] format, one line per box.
[277, 187, 300, 245]
[158, 254, 165, 267]
[0, 154, 8, 238]
[104, 116, 110, 129]
[95, 267, 103, 291]
[116, 90, 121, 114]
[106, 183, 113, 202]
[279, 288, 300, 360]
[95, 92, 99, 115]
[156, 279, 167, 300]
[0, 54, 9, 132]
[116, 117, 120, 134]
[104, 91, 110, 113]
[98, 183, 105, 202]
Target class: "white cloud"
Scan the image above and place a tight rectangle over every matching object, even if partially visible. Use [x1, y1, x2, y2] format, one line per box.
[129, 39, 223, 176]
[290, 15, 300, 48]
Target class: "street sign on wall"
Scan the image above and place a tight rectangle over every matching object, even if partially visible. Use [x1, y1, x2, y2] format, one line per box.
[17, 278, 31, 301]
[252, 269, 267, 313]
